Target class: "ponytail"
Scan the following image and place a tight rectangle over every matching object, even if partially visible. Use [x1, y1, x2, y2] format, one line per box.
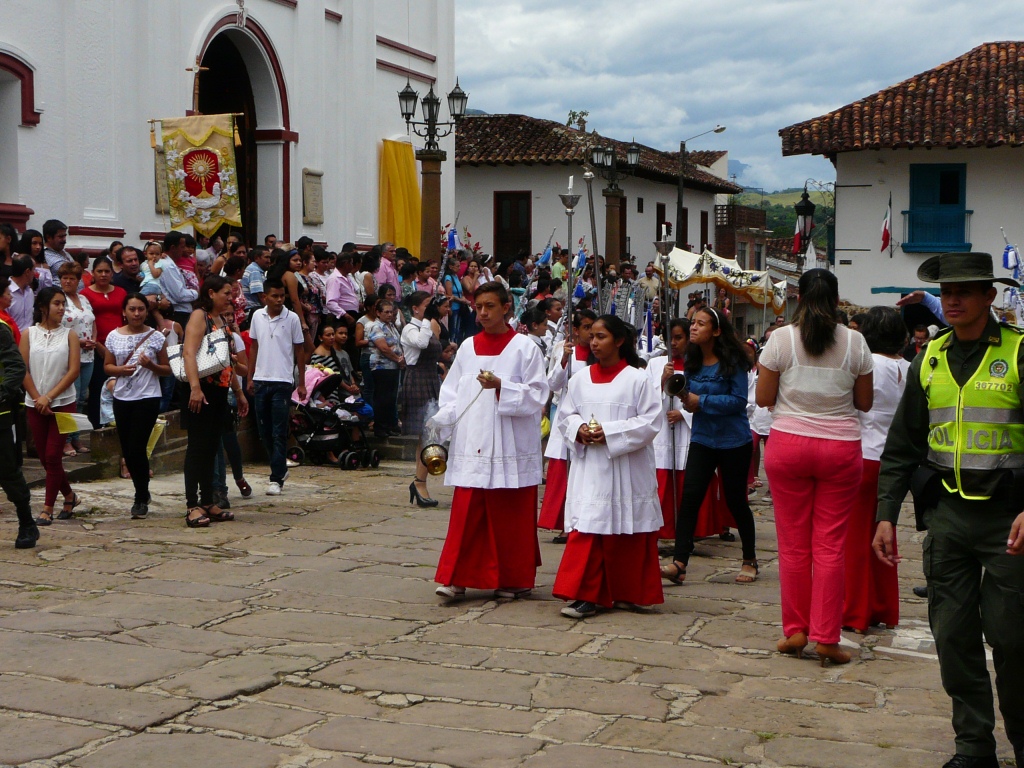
[794, 268, 839, 356]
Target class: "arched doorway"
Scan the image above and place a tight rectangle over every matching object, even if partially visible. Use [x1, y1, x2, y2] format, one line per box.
[196, 19, 291, 244]
[198, 34, 257, 243]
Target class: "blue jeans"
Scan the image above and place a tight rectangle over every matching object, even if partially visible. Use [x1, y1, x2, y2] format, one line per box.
[253, 381, 292, 484]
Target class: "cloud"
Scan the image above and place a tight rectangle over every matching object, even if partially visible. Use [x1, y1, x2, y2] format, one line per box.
[456, 0, 1024, 191]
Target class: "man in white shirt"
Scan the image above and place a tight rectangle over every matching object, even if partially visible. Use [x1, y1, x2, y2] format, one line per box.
[247, 279, 306, 495]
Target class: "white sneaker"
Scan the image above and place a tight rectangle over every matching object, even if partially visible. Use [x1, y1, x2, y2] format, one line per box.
[286, 459, 299, 468]
[435, 584, 465, 599]
[494, 587, 532, 599]
[266, 481, 281, 496]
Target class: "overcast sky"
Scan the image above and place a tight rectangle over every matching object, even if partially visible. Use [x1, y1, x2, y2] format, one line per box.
[455, 0, 1024, 192]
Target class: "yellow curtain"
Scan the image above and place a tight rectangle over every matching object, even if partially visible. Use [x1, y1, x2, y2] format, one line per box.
[378, 140, 421, 258]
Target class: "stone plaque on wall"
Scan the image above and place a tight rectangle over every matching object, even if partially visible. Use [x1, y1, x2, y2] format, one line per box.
[154, 148, 170, 215]
[302, 168, 324, 226]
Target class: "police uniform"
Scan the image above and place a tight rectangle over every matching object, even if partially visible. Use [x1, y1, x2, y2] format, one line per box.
[0, 318, 37, 549]
[877, 252, 1024, 767]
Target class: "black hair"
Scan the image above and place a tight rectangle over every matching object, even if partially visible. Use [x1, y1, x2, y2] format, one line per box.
[684, 306, 750, 378]
[183, 234, 197, 249]
[249, 245, 268, 263]
[415, 259, 430, 273]
[794, 268, 840, 356]
[313, 246, 332, 262]
[361, 246, 382, 275]
[224, 255, 246, 278]
[266, 248, 296, 282]
[859, 306, 908, 356]
[405, 290, 432, 310]
[264, 233, 277, 244]
[121, 291, 153, 328]
[521, 307, 547, 330]
[572, 308, 598, 327]
[314, 319, 337, 346]
[263, 277, 285, 293]
[533, 277, 551, 296]
[399, 262, 418, 280]
[0, 223, 16, 255]
[538, 297, 561, 315]
[42, 219, 67, 241]
[162, 230, 184, 251]
[377, 282, 397, 300]
[850, 312, 868, 328]
[474, 280, 510, 305]
[550, 278, 563, 291]
[92, 255, 114, 272]
[11, 255, 33, 279]
[425, 294, 450, 322]
[296, 236, 314, 251]
[669, 317, 690, 336]
[33, 286, 65, 324]
[913, 324, 930, 334]
[836, 309, 849, 326]
[594, 314, 641, 368]
[197, 275, 229, 312]
[17, 229, 43, 263]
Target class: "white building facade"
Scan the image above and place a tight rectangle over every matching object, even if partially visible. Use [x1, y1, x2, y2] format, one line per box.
[453, 114, 738, 267]
[780, 41, 1024, 308]
[0, 0, 455, 249]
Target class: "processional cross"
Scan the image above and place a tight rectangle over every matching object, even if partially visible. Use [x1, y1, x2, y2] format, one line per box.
[185, 56, 209, 114]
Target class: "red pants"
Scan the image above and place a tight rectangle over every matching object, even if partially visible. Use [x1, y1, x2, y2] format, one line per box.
[435, 486, 541, 590]
[656, 469, 734, 540]
[26, 403, 75, 507]
[765, 431, 862, 644]
[553, 530, 664, 608]
[538, 458, 568, 530]
[842, 459, 900, 632]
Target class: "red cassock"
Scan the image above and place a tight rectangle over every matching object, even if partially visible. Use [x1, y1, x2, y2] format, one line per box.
[842, 459, 899, 632]
[656, 469, 735, 539]
[435, 486, 541, 590]
[538, 458, 568, 530]
[552, 531, 664, 607]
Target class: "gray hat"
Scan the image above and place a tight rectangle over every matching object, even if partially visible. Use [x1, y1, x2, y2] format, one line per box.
[917, 252, 1019, 287]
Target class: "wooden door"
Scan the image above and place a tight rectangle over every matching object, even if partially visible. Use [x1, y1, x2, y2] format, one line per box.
[494, 192, 531, 262]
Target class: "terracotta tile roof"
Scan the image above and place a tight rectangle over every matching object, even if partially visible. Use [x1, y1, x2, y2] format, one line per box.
[779, 41, 1024, 157]
[455, 114, 741, 194]
[670, 149, 727, 168]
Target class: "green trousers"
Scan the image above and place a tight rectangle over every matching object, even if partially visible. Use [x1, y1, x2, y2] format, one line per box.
[924, 491, 1024, 756]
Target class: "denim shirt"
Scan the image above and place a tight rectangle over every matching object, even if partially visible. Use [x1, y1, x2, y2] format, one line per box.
[689, 361, 752, 449]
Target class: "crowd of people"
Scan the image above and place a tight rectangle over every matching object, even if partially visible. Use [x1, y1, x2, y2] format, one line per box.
[2, 220, 1021, 766]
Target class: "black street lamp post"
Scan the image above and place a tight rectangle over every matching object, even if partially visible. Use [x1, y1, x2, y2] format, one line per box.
[397, 78, 468, 264]
[676, 125, 726, 251]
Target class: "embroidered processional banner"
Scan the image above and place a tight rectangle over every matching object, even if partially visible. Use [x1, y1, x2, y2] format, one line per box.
[158, 114, 242, 236]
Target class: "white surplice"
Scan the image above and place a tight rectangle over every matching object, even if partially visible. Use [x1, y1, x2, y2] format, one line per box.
[434, 332, 549, 489]
[543, 341, 591, 461]
[645, 356, 693, 471]
[556, 365, 664, 535]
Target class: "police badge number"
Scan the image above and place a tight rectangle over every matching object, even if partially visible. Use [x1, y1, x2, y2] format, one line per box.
[989, 359, 1009, 378]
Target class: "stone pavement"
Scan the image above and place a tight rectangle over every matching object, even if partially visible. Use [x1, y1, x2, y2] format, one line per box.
[0, 462, 1015, 768]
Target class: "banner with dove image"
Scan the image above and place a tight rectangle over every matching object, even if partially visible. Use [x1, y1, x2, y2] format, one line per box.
[158, 114, 242, 237]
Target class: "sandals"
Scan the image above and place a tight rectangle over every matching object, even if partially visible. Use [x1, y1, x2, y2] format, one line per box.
[202, 504, 234, 522]
[185, 507, 210, 528]
[57, 493, 81, 520]
[719, 530, 736, 542]
[72, 442, 90, 454]
[63, 445, 77, 458]
[735, 559, 759, 584]
[35, 511, 53, 527]
[120, 458, 131, 480]
[660, 560, 687, 585]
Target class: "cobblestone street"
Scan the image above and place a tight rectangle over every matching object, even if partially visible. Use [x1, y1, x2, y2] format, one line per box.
[0, 462, 1014, 767]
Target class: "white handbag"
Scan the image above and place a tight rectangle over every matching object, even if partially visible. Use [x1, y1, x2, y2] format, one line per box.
[167, 316, 231, 382]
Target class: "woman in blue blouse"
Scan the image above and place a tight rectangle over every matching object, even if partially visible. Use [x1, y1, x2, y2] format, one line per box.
[661, 306, 759, 585]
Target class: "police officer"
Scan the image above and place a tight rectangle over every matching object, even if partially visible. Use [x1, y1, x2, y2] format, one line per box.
[0, 315, 38, 548]
[873, 252, 1024, 768]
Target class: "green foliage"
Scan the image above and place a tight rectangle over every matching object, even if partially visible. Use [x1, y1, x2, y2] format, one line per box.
[734, 192, 833, 242]
[566, 109, 590, 128]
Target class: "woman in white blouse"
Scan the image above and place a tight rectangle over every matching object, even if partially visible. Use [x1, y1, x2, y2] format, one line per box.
[757, 269, 873, 666]
[401, 290, 442, 507]
[58, 261, 95, 456]
[843, 306, 909, 634]
[21, 287, 81, 525]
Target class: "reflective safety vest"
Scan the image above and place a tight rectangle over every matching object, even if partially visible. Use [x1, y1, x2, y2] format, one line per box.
[921, 326, 1024, 499]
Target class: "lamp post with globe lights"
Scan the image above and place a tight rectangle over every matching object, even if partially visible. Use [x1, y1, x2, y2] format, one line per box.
[398, 79, 469, 264]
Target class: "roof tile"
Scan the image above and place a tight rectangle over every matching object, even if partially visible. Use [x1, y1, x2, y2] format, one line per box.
[779, 41, 1024, 157]
[455, 114, 741, 193]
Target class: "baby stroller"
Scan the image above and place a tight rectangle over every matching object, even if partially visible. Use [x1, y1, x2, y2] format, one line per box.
[290, 369, 379, 470]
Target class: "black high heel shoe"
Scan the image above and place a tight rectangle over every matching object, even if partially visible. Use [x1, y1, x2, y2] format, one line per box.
[409, 480, 439, 508]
